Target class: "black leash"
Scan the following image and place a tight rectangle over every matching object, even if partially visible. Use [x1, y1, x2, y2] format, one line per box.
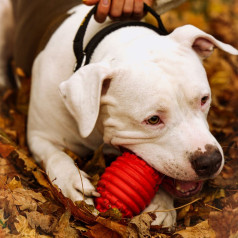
[73, 3, 168, 71]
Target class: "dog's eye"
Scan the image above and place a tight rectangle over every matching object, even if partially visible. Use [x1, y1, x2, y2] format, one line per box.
[147, 116, 161, 125]
[201, 96, 209, 106]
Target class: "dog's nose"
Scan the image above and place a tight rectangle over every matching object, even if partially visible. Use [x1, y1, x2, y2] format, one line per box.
[190, 145, 222, 177]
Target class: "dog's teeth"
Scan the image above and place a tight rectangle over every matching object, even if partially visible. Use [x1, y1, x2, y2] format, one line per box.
[176, 185, 181, 191]
[176, 185, 186, 193]
[176, 183, 197, 194]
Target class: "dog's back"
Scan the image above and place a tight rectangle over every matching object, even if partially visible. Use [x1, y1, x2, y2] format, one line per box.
[12, 0, 80, 77]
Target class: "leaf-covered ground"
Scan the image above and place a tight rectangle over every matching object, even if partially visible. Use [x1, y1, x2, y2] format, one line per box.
[0, 0, 238, 237]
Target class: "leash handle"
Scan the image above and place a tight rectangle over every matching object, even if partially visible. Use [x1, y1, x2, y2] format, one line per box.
[143, 3, 168, 34]
[73, 3, 168, 71]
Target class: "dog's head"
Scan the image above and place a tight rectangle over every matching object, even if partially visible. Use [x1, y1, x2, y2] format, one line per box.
[60, 25, 238, 198]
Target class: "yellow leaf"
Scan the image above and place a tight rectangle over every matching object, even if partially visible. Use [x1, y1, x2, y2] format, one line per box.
[7, 177, 23, 191]
[177, 204, 192, 221]
[174, 220, 216, 238]
[203, 189, 226, 204]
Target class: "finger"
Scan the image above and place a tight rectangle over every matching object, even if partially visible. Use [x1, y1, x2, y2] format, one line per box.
[144, 0, 154, 7]
[133, 0, 144, 19]
[83, 0, 100, 6]
[123, 0, 134, 17]
[95, 0, 111, 23]
[110, 0, 125, 18]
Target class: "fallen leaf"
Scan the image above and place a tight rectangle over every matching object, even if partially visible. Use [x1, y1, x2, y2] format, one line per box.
[83, 144, 106, 177]
[86, 223, 122, 238]
[173, 220, 216, 238]
[96, 216, 127, 237]
[25, 211, 57, 233]
[0, 189, 19, 218]
[12, 188, 46, 211]
[49, 182, 96, 225]
[127, 213, 155, 238]
[99, 207, 123, 221]
[209, 207, 238, 238]
[0, 175, 7, 189]
[0, 141, 15, 158]
[203, 189, 226, 204]
[14, 215, 37, 237]
[221, 191, 238, 208]
[7, 176, 23, 190]
[53, 211, 79, 238]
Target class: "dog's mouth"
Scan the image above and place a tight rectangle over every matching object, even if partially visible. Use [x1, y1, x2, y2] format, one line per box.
[160, 176, 203, 198]
[118, 147, 203, 198]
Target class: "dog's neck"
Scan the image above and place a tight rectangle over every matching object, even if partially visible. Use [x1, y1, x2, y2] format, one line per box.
[73, 4, 167, 71]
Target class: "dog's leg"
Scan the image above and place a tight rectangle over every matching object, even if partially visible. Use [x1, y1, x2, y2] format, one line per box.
[0, 0, 15, 93]
[143, 189, 176, 227]
[28, 134, 98, 204]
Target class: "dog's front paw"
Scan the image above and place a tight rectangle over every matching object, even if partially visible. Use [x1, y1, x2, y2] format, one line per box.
[46, 153, 98, 205]
[143, 189, 176, 228]
[55, 169, 97, 205]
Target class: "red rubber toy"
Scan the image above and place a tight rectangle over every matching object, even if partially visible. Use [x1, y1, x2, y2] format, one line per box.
[95, 152, 162, 218]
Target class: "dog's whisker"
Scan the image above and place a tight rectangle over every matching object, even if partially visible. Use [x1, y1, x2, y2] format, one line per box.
[160, 174, 166, 181]
[173, 178, 176, 186]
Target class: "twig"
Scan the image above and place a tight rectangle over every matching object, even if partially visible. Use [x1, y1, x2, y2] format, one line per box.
[205, 203, 222, 212]
[144, 197, 201, 213]
[75, 162, 85, 201]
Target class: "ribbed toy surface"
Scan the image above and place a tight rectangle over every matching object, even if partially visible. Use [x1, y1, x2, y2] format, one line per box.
[95, 152, 162, 218]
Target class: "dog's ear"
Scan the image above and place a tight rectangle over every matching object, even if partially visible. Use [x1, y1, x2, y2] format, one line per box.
[59, 62, 112, 138]
[170, 25, 238, 59]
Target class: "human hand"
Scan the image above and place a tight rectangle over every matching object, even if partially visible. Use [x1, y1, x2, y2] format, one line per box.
[83, 0, 154, 23]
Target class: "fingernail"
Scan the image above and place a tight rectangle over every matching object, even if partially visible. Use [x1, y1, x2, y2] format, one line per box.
[102, 0, 109, 6]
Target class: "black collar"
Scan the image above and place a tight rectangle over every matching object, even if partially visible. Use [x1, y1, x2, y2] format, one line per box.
[73, 4, 168, 71]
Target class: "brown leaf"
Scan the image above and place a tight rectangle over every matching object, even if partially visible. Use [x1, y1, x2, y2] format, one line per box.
[0, 189, 19, 218]
[50, 183, 96, 225]
[0, 141, 15, 158]
[53, 211, 79, 238]
[87, 223, 123, 238]
[83, 144, 106, 177]
[209, 207, 238, 238]
[173, 220, 216, 238]
[96, 216, 127, 237]
[0, 156, 18, 178]
[0, 226, 7, 238]
[14, 215, 37, 237]
[127, 213, 155, 238]
[209, 161, 238, 189]
[176, 205, 192, 221]
[0, 175, 7, 189]
[25, 211, 57, 233]
[99, 207, 123, 221]
[38, 201, 63, 216]
[12, 188, 46, 211]
[32, 168, 52, 190]
[7, 177, 23, 190]
[221, 191, 238, 208]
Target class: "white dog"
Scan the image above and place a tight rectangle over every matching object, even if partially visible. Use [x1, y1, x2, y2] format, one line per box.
[1, 0, 238, 227]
